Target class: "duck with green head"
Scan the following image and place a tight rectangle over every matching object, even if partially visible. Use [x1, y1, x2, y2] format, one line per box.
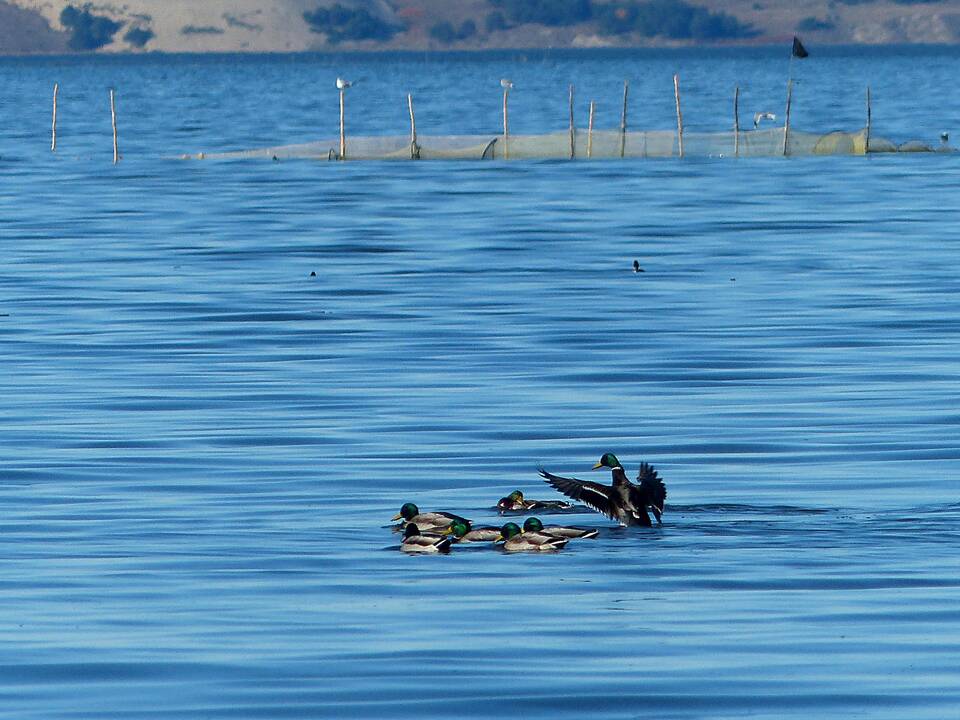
[539, 452, 666, 527]
[496, 489, 573, 513]
[443, 520, 502, 543]
[400, 524, 452, 553]
[392, 503, 469, 533]
[522, 517, 598, 539]
[495, 521, 567, 552]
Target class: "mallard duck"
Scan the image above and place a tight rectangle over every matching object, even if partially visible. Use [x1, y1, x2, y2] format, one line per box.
[444, 520, 502, 543]
[539, 452, 666, 527]
[495, 522, 567, 552]
[496, 490, 573, 512]
[400, 524, 452, 553]
[522, 517, 598, 539]
[392, 503, 469, 532]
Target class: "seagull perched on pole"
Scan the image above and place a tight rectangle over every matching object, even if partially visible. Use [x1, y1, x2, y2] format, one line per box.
[500, 78, 514, 91]
[753, 111, 776, 128]
[336, 77, 352, 90]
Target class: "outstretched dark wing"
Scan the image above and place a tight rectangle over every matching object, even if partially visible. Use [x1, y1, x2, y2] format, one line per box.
[538, 468, 617, 522]
[636, 462, 667, 523]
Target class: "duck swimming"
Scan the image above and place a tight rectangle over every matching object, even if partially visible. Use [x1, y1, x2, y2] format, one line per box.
[400, 524, 452, 553]
[495, 522, 567, 552]
[392, 503, 469, 533]
[522, 517, 598, 539]
[496, 489, 573, 512]
[539, 453, 666, 527]
[444, 520, 502, 543]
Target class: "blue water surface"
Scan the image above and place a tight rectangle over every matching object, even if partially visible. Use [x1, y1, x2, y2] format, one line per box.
[1, 47, 959, 719]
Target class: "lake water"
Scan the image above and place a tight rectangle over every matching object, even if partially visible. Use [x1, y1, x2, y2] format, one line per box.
[1, 47, 959, 718]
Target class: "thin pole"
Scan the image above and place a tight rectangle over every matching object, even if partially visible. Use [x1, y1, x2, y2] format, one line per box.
[339, 87, 346, 160]
[568, 84, 575, 160]
[782, 79, 793, 157]
[408, 93, 419, 159]
[502, 87, 510, 160]
[110, 88, 119, 164]
[587, 100, 595, 159]
[673, 74, 684, 158]
[865, 85, 871, 155]
[51, 83, 59, 152]
[733, 85, 740, 158]
[619, 80, 629, 158]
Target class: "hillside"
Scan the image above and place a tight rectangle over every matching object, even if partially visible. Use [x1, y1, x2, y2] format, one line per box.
[2, 0, 959, 55]
[0, 1, 68, 53]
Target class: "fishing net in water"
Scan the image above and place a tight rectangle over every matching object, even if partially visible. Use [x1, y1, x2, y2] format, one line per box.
[182, 127, 942, 161]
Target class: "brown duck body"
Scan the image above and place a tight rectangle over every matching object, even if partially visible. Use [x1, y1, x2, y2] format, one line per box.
[495, 522, 568, 552]
[400, 524, 452, 553]
[496, 490, 572, 512]
[457, 526, 502, 543]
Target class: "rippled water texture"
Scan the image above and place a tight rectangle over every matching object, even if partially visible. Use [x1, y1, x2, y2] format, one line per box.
[1, 48, 959, 718]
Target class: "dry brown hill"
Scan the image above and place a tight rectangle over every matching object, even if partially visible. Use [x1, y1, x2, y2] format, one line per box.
[1, 0, 959, 55]
[0, 1, 68, 53]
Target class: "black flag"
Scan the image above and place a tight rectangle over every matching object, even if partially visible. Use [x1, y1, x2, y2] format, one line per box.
[792, 36, 809, 58]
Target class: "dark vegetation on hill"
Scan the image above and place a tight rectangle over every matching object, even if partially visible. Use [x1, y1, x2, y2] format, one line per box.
[60, 3, 123, 51]
[124, 26, 155, 48]
[430, 20, 479, 45]
[303, 3, 402, 43]
[485, 0, 756, 39]
[489, 0, 593, 26]
[298, 0, 755, 44]
[594, 1, 757, 40]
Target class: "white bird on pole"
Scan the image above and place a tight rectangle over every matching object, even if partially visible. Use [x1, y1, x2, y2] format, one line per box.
[500, 78, 514, 91]
[753, 111, 776, 128]
[337, 77, 352, 90]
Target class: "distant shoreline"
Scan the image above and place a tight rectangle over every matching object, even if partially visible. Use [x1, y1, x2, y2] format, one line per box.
[4, 0, 960, 56]
[4, 43, 960, 60]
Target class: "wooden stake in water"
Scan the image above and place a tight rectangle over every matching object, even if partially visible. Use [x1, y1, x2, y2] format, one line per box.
[734, 85, 740, 158]
[408, 93, 419, 160]
[339, 87, 346, 160]
[51, 83, 59, 152]
[110, 88, 119, 164]
[782, 79, 793, 157]
[502, 81, 511, 160]
[673, 74, 684, 158]
[619, 80, 629, 158]
[587, 100, 595, 159]
[865, 85, 872, 155]
[568, 84, 575, 160]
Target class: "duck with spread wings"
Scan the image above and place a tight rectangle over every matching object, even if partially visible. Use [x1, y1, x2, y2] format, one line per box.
[538, 452, 666, 527]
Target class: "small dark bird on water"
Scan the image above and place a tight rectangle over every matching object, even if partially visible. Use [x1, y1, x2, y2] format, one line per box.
[633, 260, 644, 273]
[539, 453, 666, 527]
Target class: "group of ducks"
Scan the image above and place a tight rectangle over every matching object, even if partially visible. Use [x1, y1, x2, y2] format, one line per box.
[392, 453, 668, 553]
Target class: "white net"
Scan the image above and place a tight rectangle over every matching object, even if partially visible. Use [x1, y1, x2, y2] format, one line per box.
[182, 127, 942, 161]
